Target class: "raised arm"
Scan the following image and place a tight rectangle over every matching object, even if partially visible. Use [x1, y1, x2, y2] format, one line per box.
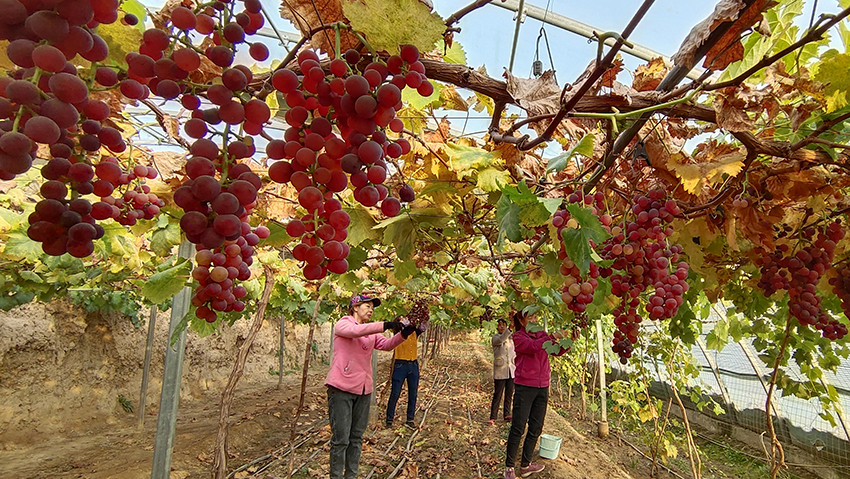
[491, 329, 510, 347]
[512, 330, 554, 354]
[334, 317, 387, 338]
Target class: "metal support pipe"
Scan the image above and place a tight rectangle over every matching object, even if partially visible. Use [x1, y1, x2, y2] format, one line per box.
[494, 0, 709, 81]
[507, 0, 527, 72]
[150, 240, 193, 479]
[595, 318, 608, 438]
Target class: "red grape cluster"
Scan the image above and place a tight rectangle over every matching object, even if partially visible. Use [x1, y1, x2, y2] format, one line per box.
[266, 45, 428, 279]
[758, 221, 848, 339]
[596, 190, 687, 363]
[830, 262, 850, 334]
[0, 0, 152, 256]
[406, 298, 430, 328]
[554, 192, 608, 314]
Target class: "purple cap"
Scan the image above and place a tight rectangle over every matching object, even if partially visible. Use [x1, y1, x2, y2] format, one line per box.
[350, 294, 381, 307]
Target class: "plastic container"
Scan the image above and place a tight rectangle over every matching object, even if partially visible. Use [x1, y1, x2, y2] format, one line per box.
[538, 434, 562, 460]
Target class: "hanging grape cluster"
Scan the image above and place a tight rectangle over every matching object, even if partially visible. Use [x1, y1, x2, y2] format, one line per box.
[406, 298, 430, 328]
[0, 0, 165, 257]
[757, 220, 848, 340]
[267, 45, 428, 279]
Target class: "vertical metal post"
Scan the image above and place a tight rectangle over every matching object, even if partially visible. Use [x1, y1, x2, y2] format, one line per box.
[507, 0, 526, 72]
[595, 318, 608, 438]
[137, 304, 157, 429]
[151, 240, 193, 479]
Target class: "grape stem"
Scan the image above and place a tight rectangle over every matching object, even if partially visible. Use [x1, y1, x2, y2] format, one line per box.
[12, 67, 44, 133]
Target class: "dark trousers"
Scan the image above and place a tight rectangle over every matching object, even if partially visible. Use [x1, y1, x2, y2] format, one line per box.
[490, 377, 514, 420]
[386, 359, 419, 423]
[505, 384, 548, 468]
[328, 386, 371, 479]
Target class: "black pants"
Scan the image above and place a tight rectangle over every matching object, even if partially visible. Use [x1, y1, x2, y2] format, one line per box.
[490, 377, 514, 420]
[505, 384, 548, 468]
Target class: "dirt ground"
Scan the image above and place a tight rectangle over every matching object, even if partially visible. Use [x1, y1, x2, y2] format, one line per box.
[1, 337, 684, 479]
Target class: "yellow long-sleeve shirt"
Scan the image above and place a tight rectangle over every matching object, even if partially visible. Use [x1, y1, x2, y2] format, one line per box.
[393, 333, 418, 361]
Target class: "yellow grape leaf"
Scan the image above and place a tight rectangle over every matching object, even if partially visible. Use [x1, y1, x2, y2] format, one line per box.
[439, 84, 468, 111]
[0, 41, 16, 71]
[813, 50, 850, 112]
[472, 91, 495, 115]
[96, 21, 143, 69]
[444, 142, 499, 172]
[669, 151, 745, 194]
[343, 0, 446, 53]
[477, 167, 511, 192]
[438, 39, 466, 65]
[402, 80, 442, 110]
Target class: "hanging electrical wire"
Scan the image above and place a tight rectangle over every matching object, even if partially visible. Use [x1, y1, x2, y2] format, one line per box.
[532, 0, 556, 81]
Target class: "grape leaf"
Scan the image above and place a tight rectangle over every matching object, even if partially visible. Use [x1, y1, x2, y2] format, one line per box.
[345, 205, 380, 246]
[140, 258, 191, 304]
[150, 222, 182, 257]
[668, 151, 745, 194]
[190, 315, 218, 337]
[565, 203, 609, 243]
[477, 167, 512, 192]
[402, 80, 443, 110]
[439, 84, 468, 111]
[260, 221, 293, 248]
[342, 0, 446, 53]
[120, 0, 147, 33]
[95, 20, 143, 70]
[394, 259, 418, 280]
[496, 193, 522, 243]
[560, 227, 595, 276]
[438, 39, 466, 64]
[0, 231, 44, 262]
[546, 133, 595, 173]
[814, 50, 850, 113]
[380, 215, 416, 260]
[445, 142, 499, 171]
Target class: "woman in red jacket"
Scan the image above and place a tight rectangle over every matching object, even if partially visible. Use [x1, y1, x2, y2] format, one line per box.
[325, 294, 413, 479]
[503, 310, 568, 479]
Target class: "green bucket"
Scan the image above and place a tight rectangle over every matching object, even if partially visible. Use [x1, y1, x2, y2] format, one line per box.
[538, 433, 562, 460]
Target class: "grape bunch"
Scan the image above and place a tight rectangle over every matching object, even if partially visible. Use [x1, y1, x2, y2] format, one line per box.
[553, 192, 608, 315]
[758, 220, 848, 339]
[594, 190, 687, 363]
[266, 45, 428, 279]
[406, 298, 430, 328]
[830, 262, 850, 334]
[0, 0, 155, 256]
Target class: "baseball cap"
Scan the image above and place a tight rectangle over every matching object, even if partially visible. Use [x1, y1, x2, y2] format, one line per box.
[350, 294, 381, 307]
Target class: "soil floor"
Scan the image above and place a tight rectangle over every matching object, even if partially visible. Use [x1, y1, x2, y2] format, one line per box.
[0, 341, 828, 479]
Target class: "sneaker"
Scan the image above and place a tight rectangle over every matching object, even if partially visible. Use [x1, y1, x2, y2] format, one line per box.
[503, 467, 516, 479]
[504, 415, 512, 421]
[385, 420, 393, 428]
[405, 420, 416, 429]
[487, 419, 495, 425]
[519, 463, 544, 477]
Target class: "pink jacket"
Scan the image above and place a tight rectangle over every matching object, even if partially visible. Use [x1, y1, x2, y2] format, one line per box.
[325, 315, 406, 395]
[513, 327, 568, 388]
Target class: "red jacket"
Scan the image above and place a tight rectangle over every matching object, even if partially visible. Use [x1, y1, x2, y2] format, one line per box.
[325, 316, 406, 395]
[512, 326, 568, 388]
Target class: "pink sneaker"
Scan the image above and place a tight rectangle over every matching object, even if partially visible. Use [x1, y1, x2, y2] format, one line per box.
[503, 467, 516, 479]
[519, 463, 544, 477]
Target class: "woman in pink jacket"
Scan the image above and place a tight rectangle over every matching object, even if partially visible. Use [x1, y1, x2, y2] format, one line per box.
[326, 294, 412, 479]
[503, 310, 568, 479]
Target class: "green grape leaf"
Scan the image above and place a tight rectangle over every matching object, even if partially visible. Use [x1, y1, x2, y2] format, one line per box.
[381, 215, 416, 260]
[814, 50, 850, 113]
[560, 227, 595, 276]
[477, 167, 512, 192]
[346, 245, 369, 270]
[150, 222, 182, 257]
[95, 20, 143, 70]
[140, 258, 191, 304]
[120, 0, 147, 33]
[260, 221, 292, 247]
[473, 91, 495, 115]
[345, 206, 380, 246]
[0, 231, 44, 262]
[394, 259, 417, 280]
[565, 203, 609, 243]
[496, 193, 522, 243]
[402, 80, 443, 110]
[343, 0, 446, 53]
[190, 315, 218, 337]
[19, 271, 43, 283]
[546, 133, 595, 173]
[168, 311, 191, 348]
[445, 142, 500, 171]
[438, 39, 466, 64]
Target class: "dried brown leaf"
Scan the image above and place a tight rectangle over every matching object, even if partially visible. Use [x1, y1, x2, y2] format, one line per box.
[601, 58, 624, 88]
[279, 0, 358, 56]
[704, 0, 777, 70]
[150, 151, 186, 180]
[735, 205, 780, 250]
[632, 57, 669, 92]
[672, 0, 745, 68]
[713, 94, 754, 132]
[504, 69, 561, 115]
